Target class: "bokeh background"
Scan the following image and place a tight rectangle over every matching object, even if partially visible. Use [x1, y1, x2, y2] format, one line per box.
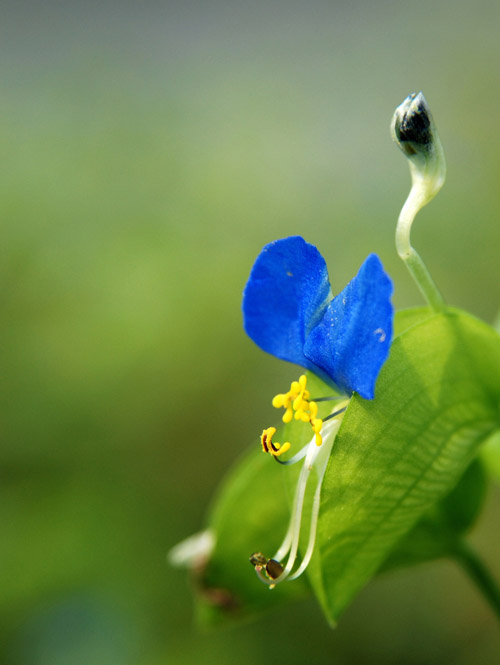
[2, 1, 500, 663]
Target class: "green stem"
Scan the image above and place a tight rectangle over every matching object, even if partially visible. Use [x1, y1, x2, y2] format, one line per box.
[396, 184, 446, 312]
[453, 540, 500, 622]
[403, 247, 445, 312]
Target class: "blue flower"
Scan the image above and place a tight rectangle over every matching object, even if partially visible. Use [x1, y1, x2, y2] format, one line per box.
[243, 237, 394, 588]
[243, 236, 394, 399]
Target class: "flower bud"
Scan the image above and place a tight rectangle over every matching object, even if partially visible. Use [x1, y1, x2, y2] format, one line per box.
[391, 92, 446, 203]
[391, 92, 446, 311]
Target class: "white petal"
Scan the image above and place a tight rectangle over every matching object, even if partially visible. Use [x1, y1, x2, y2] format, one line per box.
[168, 529, 216, 569]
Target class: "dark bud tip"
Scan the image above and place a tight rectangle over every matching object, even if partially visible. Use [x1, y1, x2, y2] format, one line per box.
[393, 92, 433, 157]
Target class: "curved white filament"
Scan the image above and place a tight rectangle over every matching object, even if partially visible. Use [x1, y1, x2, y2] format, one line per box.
[287, 420, 340, 580]
[257, 417, 342, 586]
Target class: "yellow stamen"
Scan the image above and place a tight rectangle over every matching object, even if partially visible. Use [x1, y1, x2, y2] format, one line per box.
[260, 427, 276, 453]
[309, 401, 318, 419]
[272, 394, 286, 408]
[294, 410, 310, 423]
[311, 418, 322, 433]
[273, 441, 291, 456]
[311, 418, 323, 446]
[260, 427, 291, 457]
[269, 374, 327, 451]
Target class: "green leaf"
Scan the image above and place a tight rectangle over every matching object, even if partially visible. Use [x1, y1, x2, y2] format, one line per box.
[194, 307, 500, 627]
[196, 444, 306, 626]
[313, 308, 500, 624]
[380, 458, 487, 571]
[392, 306, 433, 336]
[481, 429, 500, 482]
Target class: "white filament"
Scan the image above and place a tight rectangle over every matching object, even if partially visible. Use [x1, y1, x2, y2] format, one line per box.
[256, 416, 342, 586]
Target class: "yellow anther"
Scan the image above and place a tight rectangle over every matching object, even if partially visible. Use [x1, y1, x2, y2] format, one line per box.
[260, 427, 291, 457]
[292, 394, 304, 410]
[272, 394, 286, 408]
[294, 409, 310, 423]
[261, 427, 277, 453]
[273, 441, 291, 456]
[311, 417, 323, 446]
[264, 374, 327, 456]
[309, 401, 318, 419]
[311, 418, 323, 433]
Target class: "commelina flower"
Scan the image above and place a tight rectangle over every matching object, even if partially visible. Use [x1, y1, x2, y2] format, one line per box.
[243, 236, 394, 587]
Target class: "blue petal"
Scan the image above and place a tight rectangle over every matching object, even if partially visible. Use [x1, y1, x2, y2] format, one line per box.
[243, 237, 333, 372]
[303, 254, 393, 399]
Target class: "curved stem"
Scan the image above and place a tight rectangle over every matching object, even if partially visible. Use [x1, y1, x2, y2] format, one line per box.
[453, 540, 500, 623]
[396, 184, 445, 312]
[401, 246, 445, 312]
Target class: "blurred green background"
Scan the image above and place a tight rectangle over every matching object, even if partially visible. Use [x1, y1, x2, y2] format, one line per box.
[1, 1, 500, 663]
